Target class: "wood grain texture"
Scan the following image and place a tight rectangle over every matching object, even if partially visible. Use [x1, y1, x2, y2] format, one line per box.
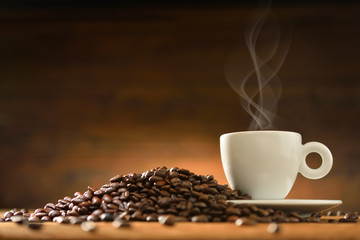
[0, 2, 359, 210]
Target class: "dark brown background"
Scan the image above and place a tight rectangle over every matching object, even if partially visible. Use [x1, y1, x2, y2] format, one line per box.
[0, 1, 359, 211]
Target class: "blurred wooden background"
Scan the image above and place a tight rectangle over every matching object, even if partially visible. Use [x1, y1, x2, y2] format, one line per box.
[0, 1, 359, 210]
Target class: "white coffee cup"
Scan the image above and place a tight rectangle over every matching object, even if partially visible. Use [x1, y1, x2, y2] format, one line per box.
[220, 131, 333, 200]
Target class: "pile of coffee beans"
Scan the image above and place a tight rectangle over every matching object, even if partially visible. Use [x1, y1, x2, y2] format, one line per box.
[0, 167, 358, 229]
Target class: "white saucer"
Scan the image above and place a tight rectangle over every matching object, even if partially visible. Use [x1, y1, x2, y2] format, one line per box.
[227, 199, 342, 214]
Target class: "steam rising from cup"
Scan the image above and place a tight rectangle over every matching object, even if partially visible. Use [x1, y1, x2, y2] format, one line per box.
[225, 3, 290, 130]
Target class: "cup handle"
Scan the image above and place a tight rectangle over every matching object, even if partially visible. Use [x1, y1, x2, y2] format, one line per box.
[299, 142, 333, 180]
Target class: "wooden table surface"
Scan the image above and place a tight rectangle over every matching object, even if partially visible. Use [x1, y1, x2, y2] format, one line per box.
[0, 221, 359, 240]
[1, 215, 360, 240]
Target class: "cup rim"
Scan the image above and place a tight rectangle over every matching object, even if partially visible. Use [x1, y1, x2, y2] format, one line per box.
[220, 130, 301, 138]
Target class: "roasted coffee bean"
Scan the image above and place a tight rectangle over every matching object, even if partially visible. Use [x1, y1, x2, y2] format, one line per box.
[34, 212, 48, 218]
[257, 209, 269, 217]
[180, 181, 192, 189]
[68, 216, 83, 224]
[44, 203, 55, 210]
[169, 172, 179, 179]
[105, 187, 117, 194]
[113, 219, 131, 228]
[11, 215, 24, 224]
[159, 215, 176, 225]
[146, 214, 158, 222]
[149, 176, 163, 182]
[67, 210, 79, 216]
[91, 209, 104, 216]
[49, 210, 61, 218]
[170, 177, 181, 187]
[102, 194, 112, 203]
[4, 211, 13, 219]
[158, 197, 171, 208]
[154, 169, 167, 178]
[178, 169, 190, 175]
[55, 216, 70, 224]
[120, 191, 130, 200]
[225, 207, 241, 216]
[235, 217, 257, 226]
[178, 174, 189, 180]
[249, 205, 258, 212]
[83, 190, 93, 200]
[41, 216, 51, 222]
[74, 192, 82, 197]
[131, 211, 145, 221]
[91, 197, 101, 205]
[194, 202, 207, 209]
[204, 188, 218, 195]
[81, 221, 96, 232]
[79, 201, 90, 208]
[153, 180, 166, 187]
[107, 203, 118, 210]
[99, 213, 114, 222]
[191, 215, 208, 222]
[166, 208, 178, 215]
[160, 190, 171, 197]
[198, 194, 209, 203]
[110, 182, 121, 188]
[29, 215, 40, 222]
[93, 189, 105, 196]
[267, 223, 280, 233]
[13, 211, 23, 216]
[110, 175, 122, 183]
[87, 215, 99, 222]
[178, 188, 190, 194]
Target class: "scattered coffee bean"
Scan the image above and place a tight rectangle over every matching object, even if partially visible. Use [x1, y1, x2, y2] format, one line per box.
[81, 221, 96, 232]
[113, 219, 131, 228]
[69, 217, 84, 225]
[235, 217, 257, 226]
[158, 215, 176, 225]
[267, 223, 280, 234]
[146, 215, 157, 222]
